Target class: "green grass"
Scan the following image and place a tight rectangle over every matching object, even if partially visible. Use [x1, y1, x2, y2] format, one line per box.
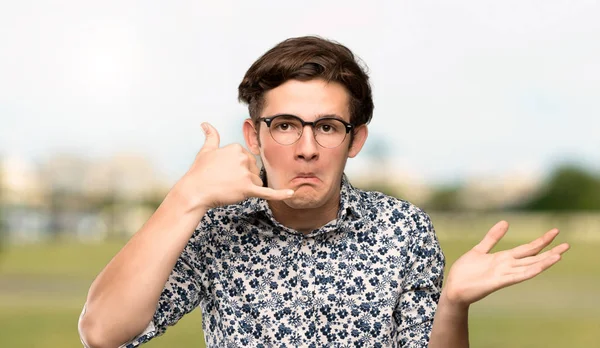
[0, 237, 597, 347]
[0, 241, 124, 279]
[0, 304, 205, 348]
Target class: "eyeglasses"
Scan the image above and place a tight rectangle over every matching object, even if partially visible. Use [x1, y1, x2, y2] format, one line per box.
[260, 114, 354, 148]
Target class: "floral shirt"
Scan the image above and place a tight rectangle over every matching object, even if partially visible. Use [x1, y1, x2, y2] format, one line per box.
[120, 175, 445, 347]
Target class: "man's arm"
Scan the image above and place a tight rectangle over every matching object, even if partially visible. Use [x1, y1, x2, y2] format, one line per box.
[78, 186, 208, 348]
[428, 220, 570, 348]
[78, 123, 294, 348]
[427, 291, 469, 347]
[394, 209, 445, 347]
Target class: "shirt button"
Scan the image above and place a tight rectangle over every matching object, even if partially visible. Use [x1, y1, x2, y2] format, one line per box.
[301, 295, 308, 302]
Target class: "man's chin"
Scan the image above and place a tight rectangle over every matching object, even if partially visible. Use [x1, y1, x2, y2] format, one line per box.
[283, 194, 322, 210]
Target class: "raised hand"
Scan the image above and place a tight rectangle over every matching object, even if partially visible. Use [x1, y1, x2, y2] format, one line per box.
[176, 122, 294, 211]
[443, 220, 570, 307]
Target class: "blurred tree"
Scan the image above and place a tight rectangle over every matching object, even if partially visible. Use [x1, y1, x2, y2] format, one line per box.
[521, 165, 600, 211]
[424, 184, 463, 211]
[359, 181, 402, 198]
[357, 133, 401, 197]
[39, 154, 90, 240]
[0, 161, 5, 252]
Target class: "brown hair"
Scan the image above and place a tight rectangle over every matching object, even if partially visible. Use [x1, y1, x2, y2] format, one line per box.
[238, 36, 374, 128]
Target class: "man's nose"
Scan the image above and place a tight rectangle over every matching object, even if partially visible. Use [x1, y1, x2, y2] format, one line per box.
[294, 126, 319, 161]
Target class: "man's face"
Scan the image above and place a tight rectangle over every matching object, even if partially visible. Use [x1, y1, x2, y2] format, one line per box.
[244, 79, 367, 210]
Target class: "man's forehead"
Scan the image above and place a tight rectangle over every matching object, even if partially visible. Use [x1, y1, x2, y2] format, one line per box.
[261, 80, 351, 121]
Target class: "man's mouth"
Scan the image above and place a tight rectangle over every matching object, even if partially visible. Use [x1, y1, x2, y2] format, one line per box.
[292, 173, 320, 184]
[295, 173, 317, 178]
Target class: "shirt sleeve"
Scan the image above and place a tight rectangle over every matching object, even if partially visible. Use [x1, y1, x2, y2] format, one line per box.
[123, 222, 211, 347]
[395, 209, 445, 347]
[79, 216, 212, 348]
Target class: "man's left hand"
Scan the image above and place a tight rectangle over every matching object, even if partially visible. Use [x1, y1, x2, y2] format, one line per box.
[443, 220, 570, 308]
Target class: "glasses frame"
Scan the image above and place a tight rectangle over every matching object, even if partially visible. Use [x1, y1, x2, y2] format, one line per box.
[259, 114, 355, 148]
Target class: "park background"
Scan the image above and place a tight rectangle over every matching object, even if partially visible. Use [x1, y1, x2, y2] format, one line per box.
[1, 1, 599, 347]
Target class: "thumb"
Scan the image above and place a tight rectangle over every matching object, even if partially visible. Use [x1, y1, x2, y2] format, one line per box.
[472, 220, 509, 254]
[200, 122, 220, 152]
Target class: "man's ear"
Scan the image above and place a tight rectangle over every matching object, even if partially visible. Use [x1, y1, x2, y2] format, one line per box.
[348, 124, 368, 158]
[243, 118, 261, 155]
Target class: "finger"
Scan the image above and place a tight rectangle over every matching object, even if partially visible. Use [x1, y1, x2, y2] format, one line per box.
[248, 185, 295, 201]
[237, 146, 259, 176]
[510, 228, 559, 259]
[472, 221, 509, 254]
[514, 243, 570, 267]
[248, 162, 261, 177]
[506, 253, 563, 285]
[249, 172, 263, 187]
[200, 122, 221, 152]
[244, 150, 260, 176]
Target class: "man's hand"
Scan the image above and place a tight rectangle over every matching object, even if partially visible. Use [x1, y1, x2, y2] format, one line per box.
[443, 220, 570, 307]
[175, 122, 294, 211]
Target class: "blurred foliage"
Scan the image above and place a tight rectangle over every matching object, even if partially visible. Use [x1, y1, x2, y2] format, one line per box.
[423, 184, 463, 211]
[0, 169, 4, 253]
[520, 165, 600, 211]
[420, 165, 600, 212]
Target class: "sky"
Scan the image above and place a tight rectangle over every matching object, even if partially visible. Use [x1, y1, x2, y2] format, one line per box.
[1, 0, 599, 185]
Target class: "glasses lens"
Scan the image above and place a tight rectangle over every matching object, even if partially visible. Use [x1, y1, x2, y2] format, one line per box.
[314, 119, 347, 148]
[269, 115, 303, 145]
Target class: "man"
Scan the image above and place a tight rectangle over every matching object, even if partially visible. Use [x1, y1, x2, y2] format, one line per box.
[78, 36, 569, 347]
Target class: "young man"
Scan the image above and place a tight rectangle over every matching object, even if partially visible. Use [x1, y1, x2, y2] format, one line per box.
[78, 36, 569, 348]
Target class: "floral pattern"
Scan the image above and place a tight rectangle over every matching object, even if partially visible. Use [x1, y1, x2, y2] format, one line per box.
[121, 175, 445, 347]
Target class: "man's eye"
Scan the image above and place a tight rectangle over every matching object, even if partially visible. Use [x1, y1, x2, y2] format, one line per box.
[318, 123, 337, 133]
[277, 123, 290, 130]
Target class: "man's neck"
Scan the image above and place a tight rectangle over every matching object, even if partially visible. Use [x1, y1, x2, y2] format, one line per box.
[268, 191, 341, 234]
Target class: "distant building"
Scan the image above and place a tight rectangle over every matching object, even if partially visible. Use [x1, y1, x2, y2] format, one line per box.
[459, 173, 543, 210]
[348, 156, 544, 211]
[0, 152, 171, 243]
[348, 157, 433, 206]
[0, 156, 46, 206]
[0, 156, 48, 242]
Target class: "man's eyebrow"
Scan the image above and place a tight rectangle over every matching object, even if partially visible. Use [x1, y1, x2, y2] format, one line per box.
[265, 113, 345, 120]
[315, 113, 344, 120]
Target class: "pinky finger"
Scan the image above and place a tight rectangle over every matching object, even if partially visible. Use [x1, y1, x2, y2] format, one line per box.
[508, 254, 562, 285]
[249, 185, 295, 201]
[249, 173, 264, 187]
[515, 243, 570, 267]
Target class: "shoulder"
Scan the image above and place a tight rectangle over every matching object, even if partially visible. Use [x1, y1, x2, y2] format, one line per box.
[198, 199, 259, 228]
[354, 187, 433, 228]
[189, 201, 254, 245]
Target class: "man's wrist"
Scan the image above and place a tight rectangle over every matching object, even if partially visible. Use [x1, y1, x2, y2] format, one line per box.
[439, 288, 470, 314]
[168, 178, 210, 216]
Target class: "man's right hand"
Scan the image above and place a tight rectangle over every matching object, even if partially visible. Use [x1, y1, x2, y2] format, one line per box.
[80, 121, 292, 348]
[175, 122, 294, 211]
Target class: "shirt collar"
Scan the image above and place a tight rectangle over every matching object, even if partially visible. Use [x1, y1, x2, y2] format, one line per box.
[337, 173, 364, 220]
